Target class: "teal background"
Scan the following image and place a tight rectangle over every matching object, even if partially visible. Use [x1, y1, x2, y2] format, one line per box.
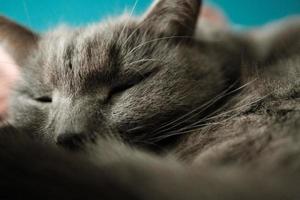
[0, 0, 300, 31]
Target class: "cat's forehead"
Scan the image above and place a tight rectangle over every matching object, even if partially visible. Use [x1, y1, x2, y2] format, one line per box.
[41, 17, 144, 58]
[41, 22, 125, 67]
[33, 17, 180, 95]
[38, 20, 140, 92]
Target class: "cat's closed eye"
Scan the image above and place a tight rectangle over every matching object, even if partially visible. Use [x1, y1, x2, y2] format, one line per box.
[34, 96, 52, 103]
[108, 69, 157, 99]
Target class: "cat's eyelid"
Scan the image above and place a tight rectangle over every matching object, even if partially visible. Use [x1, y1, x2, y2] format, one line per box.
[35, 96, 52, 103]
[108, 67, 158, 99]
[33, 92, 53, 103]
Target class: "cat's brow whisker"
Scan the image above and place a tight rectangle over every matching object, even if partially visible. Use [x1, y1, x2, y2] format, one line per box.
[117, 0, 139, 45]
[22, 0, 32, 27]
[127, 58, 166, 66]
[126, 58, 172, 79]
[122, 22, 142, 47]
[128, 66, 147, 78]
[122, 13, 150, 47]
[127, 36, 192, 57]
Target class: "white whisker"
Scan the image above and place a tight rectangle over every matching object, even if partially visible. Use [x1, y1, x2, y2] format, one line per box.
[150, 81, 245, 136]
[149, 92, 270, 142]
[126, 36, 192, 58]
[127, 58, 165, 66]
[22, 0, 32, 27]
[117, 0, 139, 44]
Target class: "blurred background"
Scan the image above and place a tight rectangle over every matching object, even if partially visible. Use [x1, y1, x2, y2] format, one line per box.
[0, 0, 300, 31]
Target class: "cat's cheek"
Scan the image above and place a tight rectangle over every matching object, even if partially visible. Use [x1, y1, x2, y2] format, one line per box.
[7, 95, 49, 130]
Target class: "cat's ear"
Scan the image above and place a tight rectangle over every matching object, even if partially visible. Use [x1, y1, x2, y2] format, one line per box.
[0, 16, 39, 66]
[141, 0, 201, 36]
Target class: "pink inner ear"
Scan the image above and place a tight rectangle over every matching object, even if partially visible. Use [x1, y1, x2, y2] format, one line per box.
[200, 6, 228, 28]
[0, 47, 19, 117]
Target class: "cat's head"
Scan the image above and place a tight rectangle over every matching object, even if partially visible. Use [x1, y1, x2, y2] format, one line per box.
[1, 0, 241, 150]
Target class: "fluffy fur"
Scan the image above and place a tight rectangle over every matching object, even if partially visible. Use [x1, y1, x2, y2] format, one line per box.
[0, 0, 300, 199]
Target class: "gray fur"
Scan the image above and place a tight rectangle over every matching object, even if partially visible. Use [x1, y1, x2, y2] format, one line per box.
[0, 0, 300, 199]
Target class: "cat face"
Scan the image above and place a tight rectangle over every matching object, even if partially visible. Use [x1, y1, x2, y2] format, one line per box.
[1, 0, 240, 149]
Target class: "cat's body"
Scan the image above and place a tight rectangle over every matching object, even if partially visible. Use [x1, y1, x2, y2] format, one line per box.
[0, 0, 300, 199]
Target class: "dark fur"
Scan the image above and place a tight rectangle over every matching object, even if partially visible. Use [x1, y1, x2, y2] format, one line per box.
[0, 0, 300, 199]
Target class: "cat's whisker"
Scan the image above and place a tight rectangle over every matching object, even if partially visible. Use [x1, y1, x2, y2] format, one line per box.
[153, 126, 244, 142]
[151, 94, 226, 137]
[150, 94, 270, 142]
[191, 95, 255, 125]
[122, 23, 142, 47]
[149, 80, 257, 137]
[180, 94, 270, 140]
[174, 93, 268, 132]
[149, 113, 238, 142]
[36, 118, 53, 140]
[180, 82, 261, 129]
[125, 63, 148, 78]
[176, 112, 243, 136]
[127, 58, 166, 66]
[153, 111, 247, 141]
[126, 125, 145, 133]
[126, 36, 193, 57]
[189, 94, 249, 125]
[117, 0, 139, 45]
[126, 58, 173, 79]
[174, 79, 258, 125]
[122, 13, 151, 47]
[149, 84, 236, 136]
[22, 0, 32, 27]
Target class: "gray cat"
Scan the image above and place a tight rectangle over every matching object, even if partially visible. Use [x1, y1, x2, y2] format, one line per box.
[0, 0, 300, 199]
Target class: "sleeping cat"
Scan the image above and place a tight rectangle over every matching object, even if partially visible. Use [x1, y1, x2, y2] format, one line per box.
[0, 0, 300, 199]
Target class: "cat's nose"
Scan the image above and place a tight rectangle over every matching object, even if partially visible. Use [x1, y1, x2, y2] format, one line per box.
[56, 132, 88, 150]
